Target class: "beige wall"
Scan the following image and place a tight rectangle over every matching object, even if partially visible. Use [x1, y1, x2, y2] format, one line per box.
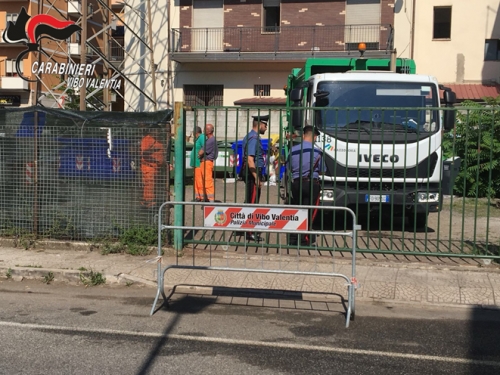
[172, 62, 291, 106]
[395, 0, 500, 83]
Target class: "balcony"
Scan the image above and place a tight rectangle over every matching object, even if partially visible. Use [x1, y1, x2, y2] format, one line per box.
[110, 38, 124, 62]
[1, 76, 29, 90]
[171, 24, 393, 63]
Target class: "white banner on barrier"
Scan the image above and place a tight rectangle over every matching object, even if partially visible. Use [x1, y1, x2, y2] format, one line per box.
[203, 206, 309, 231]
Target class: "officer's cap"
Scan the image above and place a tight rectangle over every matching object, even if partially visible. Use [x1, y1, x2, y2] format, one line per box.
[252, 114, 269, 125]
[303, 125, 320, 136]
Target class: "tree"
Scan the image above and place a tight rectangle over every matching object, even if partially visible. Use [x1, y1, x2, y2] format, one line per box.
[443, 97, 500, 198]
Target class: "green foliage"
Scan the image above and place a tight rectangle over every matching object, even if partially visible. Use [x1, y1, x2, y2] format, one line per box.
[43, 272, 55, 284]
[443, 98, 500, 198]
[91, 225, 158, 256]
[79, 270, 106, 286]
[6, 268, 12, 279]
[43, 214, 78, 240]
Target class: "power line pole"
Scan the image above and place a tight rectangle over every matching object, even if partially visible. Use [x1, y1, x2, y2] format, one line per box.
[80, 0, 88, 110]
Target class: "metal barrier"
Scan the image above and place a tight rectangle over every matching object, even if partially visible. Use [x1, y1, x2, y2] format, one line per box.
[150, 201, 360, 328]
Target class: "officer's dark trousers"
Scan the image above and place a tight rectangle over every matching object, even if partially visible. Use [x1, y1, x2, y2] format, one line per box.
[289, 178, 321, 245]
[242, 174, 262, 238]
[244, 175, 262, 205]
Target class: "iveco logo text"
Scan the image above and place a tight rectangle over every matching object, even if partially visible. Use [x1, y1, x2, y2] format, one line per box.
[359, 154, 400, 163]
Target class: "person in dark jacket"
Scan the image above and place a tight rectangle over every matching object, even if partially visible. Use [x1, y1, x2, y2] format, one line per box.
[288, 125, 324, 246]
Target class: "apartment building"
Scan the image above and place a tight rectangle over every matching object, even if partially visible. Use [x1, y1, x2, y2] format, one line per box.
[0, 0, 125, 109]
[395, 0, 500, 101]
[168, 0, 396, 107]
[166, 0, 500, 107]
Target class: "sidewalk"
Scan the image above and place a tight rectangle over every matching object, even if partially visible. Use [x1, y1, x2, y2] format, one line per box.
[1, 239, 500, 310]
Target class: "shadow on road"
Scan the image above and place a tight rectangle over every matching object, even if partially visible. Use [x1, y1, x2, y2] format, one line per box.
[468, 306, 500, 374]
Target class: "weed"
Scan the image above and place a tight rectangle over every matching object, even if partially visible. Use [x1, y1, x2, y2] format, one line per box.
[79, 270, 106, 286]
[89, 225, 158, 256]
[43, 214, 78, 240]
[6, 268, 12, 279]
[78, 267, 87, 271]
[125, 281, 134, 287]
[43, 272, 54, 284]
[17, 233, 37, 250]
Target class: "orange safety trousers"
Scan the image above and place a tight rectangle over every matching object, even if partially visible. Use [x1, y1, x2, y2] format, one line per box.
[141, 164, 158, 207]
[199, 160, 215, 202]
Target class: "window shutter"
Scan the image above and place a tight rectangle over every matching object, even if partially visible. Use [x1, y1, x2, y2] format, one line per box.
[263, 0, 280, 7]
[345, 0, 381, 43]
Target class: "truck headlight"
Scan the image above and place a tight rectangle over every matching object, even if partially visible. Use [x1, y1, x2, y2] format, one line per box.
[321, 190, 335, 201]
[417, 192, 439, 203]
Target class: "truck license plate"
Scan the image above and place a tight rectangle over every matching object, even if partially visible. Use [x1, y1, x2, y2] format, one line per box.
[365, 195, 390, 203]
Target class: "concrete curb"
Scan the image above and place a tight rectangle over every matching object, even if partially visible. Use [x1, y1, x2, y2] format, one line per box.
[2, 237, 499, 274]
[0, 266, 156, 288]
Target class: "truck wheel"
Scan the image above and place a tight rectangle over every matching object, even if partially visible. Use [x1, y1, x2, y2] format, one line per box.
[408, 212, 428, 229]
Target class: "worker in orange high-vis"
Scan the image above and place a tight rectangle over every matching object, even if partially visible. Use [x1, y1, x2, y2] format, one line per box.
[197, 123, 218, 202]
[140, 127, 165, 208]
[190, 126, 206, 201]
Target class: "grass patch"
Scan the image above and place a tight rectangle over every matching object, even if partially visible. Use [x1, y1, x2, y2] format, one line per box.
[442, 197, 500, 218]
[6, 268, 12, 279]
[79, 270, 106, 286]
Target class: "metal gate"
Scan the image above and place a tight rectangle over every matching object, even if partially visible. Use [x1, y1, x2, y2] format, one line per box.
[175, 105, 500, 261]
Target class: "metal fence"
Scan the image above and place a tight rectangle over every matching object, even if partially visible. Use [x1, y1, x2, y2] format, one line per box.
[0, 107, 172, 240]
[2, 104, 500, 261]
[171, 24, 393, 54]
[181, 105, 500, 260]
[152, 201, 359, 327]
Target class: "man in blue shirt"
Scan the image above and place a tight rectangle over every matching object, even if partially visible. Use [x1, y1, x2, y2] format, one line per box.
[239, 114, 268, 241]
[287, 125, 323, 246]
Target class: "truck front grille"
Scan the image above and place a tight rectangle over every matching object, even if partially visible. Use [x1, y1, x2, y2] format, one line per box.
[327, 152, 438, 179]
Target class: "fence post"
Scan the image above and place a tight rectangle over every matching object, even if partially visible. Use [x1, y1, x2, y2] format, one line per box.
[174, 102, 185, 251]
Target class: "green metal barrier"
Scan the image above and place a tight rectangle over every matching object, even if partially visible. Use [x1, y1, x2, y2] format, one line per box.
[177, 104, 500, 261]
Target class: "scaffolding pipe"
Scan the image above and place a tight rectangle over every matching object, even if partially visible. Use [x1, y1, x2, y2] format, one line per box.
[146, 0, 158, 110]
[80, 0, 88, 110]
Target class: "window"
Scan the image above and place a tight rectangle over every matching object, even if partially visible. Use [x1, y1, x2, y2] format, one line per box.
[184, 85, 223, 106]
[6, 13, 18, 23]
[485, 39, 500, 61]
[433, 7, 451, 39]
[5, 59, 22, 76]
[254, 84, 271, 97]
[263, 0, 280, 33]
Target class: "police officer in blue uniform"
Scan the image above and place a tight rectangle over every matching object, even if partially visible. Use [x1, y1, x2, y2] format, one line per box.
[288, 125, 323, 246]
[239, 114, 268, 241]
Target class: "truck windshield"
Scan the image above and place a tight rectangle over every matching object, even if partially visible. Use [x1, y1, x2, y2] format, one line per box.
[314, 81, 440, 135]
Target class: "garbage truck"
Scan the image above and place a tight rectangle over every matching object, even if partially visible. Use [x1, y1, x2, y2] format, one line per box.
[285, 48, 458, 229]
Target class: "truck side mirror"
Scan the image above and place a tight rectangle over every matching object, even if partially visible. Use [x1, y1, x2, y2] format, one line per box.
[443, 109, 456, 131]
[290, 88, 304, 130]
[290, 88, 303, 102]
[442, 89, 456, 131]
[444, 90, 456, 105]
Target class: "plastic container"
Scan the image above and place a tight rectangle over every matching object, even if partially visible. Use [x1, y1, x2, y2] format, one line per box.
[58, 138, 135, 180]
[232, 139, 284, 179]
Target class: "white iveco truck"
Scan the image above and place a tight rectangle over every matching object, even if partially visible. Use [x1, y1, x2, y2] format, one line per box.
[286, 57, 458, 229]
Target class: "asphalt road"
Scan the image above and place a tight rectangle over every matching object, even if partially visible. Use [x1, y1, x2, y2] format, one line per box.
[1, 279, 500, 375]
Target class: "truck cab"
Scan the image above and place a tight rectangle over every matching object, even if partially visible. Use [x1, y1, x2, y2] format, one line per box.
[286, 59, 457, 229]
